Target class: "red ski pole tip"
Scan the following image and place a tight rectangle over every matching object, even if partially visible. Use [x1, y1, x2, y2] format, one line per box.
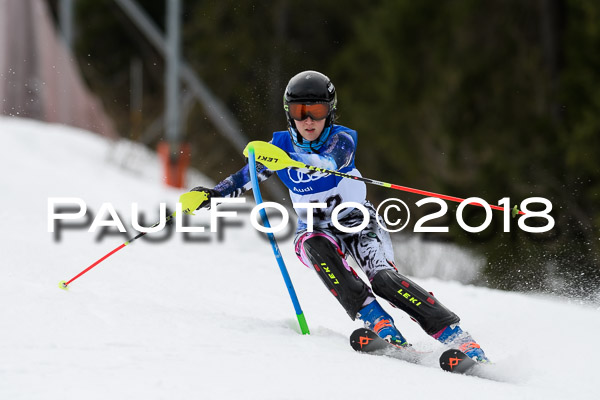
[58, 281, 69, 290]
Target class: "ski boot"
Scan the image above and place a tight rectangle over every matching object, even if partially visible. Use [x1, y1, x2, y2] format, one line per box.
[357, 300, 408, 347]
[433, 324, 490, 362]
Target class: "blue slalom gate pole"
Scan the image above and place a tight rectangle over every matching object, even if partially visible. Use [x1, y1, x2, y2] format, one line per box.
[247, 145, 310, 335]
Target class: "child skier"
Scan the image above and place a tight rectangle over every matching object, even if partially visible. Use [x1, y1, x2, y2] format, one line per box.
[188, 70, 489, 362]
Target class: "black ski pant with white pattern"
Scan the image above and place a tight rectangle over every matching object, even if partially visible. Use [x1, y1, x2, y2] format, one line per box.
[294, 201, 459, 335]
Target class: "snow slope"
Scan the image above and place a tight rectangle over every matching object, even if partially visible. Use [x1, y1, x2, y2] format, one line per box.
[1, 116, 598, 400]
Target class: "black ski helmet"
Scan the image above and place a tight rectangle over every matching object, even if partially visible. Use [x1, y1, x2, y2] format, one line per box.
[283, 70, 337, 150]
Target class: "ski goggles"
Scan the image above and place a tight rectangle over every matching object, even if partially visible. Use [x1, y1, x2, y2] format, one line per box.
[287, 103, 330, 121]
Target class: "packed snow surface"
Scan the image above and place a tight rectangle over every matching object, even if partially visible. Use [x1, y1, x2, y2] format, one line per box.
[1, 117, 598, 400]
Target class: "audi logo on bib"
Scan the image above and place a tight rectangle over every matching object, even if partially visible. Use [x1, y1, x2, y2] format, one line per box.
[287, 169, 329, 184]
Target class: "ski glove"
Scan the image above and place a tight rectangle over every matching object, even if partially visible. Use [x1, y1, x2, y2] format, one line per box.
[191, 186, 219, 209]
[180, 186, 219, 213]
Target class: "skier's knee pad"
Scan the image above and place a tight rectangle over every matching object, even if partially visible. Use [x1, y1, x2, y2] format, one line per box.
[371, 270, 460, 334]
[302, 235, 371, 320]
